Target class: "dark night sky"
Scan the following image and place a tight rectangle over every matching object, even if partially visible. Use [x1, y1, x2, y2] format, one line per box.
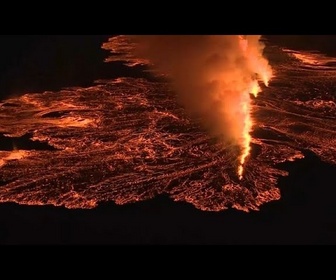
[0, 35, 149, 99]
[0, 35, 336, 244]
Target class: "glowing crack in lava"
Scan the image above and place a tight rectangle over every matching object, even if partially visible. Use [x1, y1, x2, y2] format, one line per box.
[0, 36, 335, 212]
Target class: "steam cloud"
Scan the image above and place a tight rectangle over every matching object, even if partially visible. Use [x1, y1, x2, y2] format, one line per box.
[127, 35, 272, 164]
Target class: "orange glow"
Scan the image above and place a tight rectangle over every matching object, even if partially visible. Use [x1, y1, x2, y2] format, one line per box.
[49, 117, 95, 128]
[250, 80, 261, 98]
[0, 150, 28, 168]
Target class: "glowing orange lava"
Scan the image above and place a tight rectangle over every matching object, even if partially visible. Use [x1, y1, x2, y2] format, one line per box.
[0, 150, 28, 168]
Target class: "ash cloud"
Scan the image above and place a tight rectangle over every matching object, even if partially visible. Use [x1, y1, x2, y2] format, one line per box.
[127, 35, 271, 145]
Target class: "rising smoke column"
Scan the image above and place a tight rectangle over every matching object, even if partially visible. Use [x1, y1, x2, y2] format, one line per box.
[127, 35, 273, 179]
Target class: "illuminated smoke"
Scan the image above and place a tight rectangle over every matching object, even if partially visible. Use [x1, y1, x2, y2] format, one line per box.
[113, 35, 273, 178]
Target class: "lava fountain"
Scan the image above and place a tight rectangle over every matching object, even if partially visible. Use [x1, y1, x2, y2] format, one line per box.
[237, 35, 273, 179]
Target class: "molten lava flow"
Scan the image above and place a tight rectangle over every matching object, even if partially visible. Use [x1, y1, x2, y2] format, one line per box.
[0, 150, 28, 167]
[237, 36, 273, 180]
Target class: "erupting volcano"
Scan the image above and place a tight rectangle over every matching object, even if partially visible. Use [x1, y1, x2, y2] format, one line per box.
[105, 35, 273, 180]
[0, 35, 335, 213]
